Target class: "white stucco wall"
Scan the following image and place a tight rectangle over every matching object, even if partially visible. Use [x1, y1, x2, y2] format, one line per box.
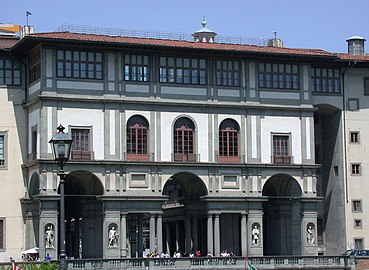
[58, 108, 104, 159]
[160, 112, 209, 162]
[261, 116, 302, 164]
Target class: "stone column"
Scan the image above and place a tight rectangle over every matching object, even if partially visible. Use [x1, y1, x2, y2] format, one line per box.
[166, 222, 171, 255]
[138, 215, 143, 257]
[157, 214, 163, 254]
[120, 214, 127, 258]
[214, 214, 220, 256]
[207, 214, 213, 255]
[150, 214, 156, 252]
[241, 213, 247, 256]
[192, 216, 198, 253]
[175, 221, 180, 252]
[185, 215, 192, 253]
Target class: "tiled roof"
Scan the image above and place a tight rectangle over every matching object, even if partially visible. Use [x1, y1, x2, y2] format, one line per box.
[336, 53, 369, 62]
[26, 32, 336, 58]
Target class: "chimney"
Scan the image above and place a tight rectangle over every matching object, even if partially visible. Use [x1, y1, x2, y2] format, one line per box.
[20, 25, 34, 38]
[347, 36, 366, 55]
[267, 38, 284, 48]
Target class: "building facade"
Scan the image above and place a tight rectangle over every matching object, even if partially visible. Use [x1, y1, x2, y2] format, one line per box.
[0, 23, 369, 261]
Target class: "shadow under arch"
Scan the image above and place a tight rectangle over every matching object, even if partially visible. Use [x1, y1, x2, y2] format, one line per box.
[59, 170, 104, 259]
[29, 172, 40, 198]
[162, 172, 208, 256]
[262, 174, 302, 256]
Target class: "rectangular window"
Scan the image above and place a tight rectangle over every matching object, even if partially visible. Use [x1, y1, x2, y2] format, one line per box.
[0, 133, 6, 168]
[160, 56, 207, 85]
[0, 218, 4, 250]
[354, 219, 363, 229]
[311, 67, 340, 93]
[259, 63, 299, 90]
[57, 50, 103, 80]
[124, 54, 150, 82]
[29, 50, 41, 84]
[352, 200, 362, 212]
[272, 134, 291, 164]
[350, 132, 359, 143]
[351, 164, 360, 175]
[216, 60, 240, 86]
[354, 238, 364, 249]
[364, 78, 369, 96]
[71, 128, 92, 160]
[0, 59, 21, 86]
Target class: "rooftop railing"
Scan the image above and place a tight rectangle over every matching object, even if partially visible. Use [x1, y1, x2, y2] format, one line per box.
[55, 24, 271, 46]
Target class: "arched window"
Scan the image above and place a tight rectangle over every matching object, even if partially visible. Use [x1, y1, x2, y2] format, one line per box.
[173, 117, 196, 162]
[219, 119, 240, 162]
[126, 115, 149, 161]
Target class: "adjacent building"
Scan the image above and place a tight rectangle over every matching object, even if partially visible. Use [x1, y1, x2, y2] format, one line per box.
[0, 21, 369, 261]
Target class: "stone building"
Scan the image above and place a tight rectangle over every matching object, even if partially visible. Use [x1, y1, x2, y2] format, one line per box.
[1, 21, 369, 261]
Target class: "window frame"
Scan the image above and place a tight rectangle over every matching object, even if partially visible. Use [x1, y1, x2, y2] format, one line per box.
[350, 131, 360, 144]
[57, 50, 103, 80]
[218, 119, 240, 162]
[0, 131, 8, 170]
[258, 62, 299, 90]
[29, 50, 41, 84]
[354, 238, 364, 250]
[0, 58, 21, 86]
[311, 66, 341, 93]
[123, 54, 150, 82]
[173, 117, 196, 162]
[352, 200, 363, 213]
[364, 77, 369, 96]
[70, 126, 93, 160]
[0, 218, 4, 251]
[216, 60, 240, 87]
[272, 133, 292, 164]
[126, 115, 150, 161]
[159, 56, 207, 85]
[354, 219, 363, 229]
[351, 163, 361, 176]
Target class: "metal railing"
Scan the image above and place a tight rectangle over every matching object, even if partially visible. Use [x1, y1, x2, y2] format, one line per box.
[55, 24, 271, 46]
[0, 256, 355, 270]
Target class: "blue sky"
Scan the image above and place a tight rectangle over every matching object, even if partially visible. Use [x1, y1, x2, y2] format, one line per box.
[2, 0, 368, 53]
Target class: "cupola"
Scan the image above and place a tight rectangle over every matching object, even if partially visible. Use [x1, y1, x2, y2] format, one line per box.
[192, 17, 217, 43]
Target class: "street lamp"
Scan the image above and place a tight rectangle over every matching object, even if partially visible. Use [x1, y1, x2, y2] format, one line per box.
[49, 124, 73, 270]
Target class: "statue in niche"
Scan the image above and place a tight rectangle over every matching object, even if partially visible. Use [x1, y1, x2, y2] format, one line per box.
[108, 225, 119, 247]
[251, 224, 260, 245]
[307, 223, 315, 245]
[45, 225, 54, 248]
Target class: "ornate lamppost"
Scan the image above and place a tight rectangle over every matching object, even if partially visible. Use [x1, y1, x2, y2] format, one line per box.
[49, 124, 73, 270]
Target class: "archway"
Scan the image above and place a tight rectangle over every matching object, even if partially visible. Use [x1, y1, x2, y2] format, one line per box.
[61, 171, 104, 259]
[262, 174, 302, 255]
[162, 172, 208, 256]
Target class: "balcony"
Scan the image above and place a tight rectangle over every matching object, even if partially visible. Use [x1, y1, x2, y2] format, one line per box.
[172, 153, 199, 162]
[124, 152, 154, 161]
[272, 155, 293, 164]
[216, 152, 243, 163]
[71, 150, 94, 160]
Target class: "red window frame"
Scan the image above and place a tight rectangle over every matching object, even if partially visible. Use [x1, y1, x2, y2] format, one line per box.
[219, 127, 240, 162]
[126, 116, 149, 161]
[273, 135, 291, 164]
[173, 118, 196, 162]
[71, 128, 92, 160]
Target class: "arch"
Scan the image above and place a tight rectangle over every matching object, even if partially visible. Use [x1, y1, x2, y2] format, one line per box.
[262, 173, 302, 198]
[162, 172, 208, 256]
[29, 172, 40, 198]
[163, 171, 208, 201]
[262, 174, 302, 256]
[59, 170, 104, 259]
